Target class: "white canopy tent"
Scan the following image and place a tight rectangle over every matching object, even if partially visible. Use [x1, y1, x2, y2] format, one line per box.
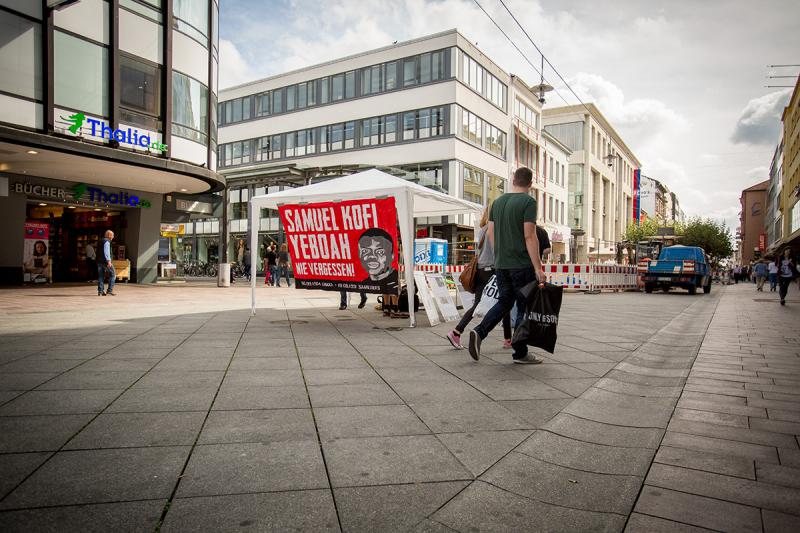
[247, 168, 483, 326]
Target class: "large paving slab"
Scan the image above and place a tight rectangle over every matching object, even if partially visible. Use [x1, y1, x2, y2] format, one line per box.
[0, 283, 770, 531]
[633, 283, 800, 531]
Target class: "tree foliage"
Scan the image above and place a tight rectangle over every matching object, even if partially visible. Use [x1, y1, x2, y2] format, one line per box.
[678, 217, 734, 266]
[623, 219, 659, 243]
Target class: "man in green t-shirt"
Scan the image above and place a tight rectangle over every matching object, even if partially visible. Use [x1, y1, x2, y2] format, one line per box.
[468, 166, 545, 364]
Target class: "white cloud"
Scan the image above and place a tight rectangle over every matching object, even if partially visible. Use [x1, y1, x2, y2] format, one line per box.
[219, 39, 254, 89]
[566, 72, 689, 150]
[731, 89, 791, 145]
[218, 0, 797, 228]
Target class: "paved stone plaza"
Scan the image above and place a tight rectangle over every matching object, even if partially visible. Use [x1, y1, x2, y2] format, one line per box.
[0, 282, 798, 532]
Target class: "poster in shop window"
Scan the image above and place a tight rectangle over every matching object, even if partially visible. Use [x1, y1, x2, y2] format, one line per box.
[23, 221, 51, 283]
[278, 198, 399, 294]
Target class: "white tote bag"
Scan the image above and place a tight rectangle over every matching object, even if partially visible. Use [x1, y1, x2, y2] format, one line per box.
[474, 274, 500, 318]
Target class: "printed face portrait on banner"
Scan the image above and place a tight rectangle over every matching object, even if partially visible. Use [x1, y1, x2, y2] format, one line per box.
[279, 198, 399, 293]
[358, 228, 396, 281]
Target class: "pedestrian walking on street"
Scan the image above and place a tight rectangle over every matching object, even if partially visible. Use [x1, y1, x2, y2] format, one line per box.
[277, 243, 292, 287]
[243, 247, 251, 282]
[733, 265, 741, 283]
[264, 244, 277, 286]
[97, 230, 116, 296]
[467, 166, 546, 364]
[778, 247, 798, 306]
[446, 205, 512, 350]
[768, 259, 779, 291]
[753, 260, 768, 292]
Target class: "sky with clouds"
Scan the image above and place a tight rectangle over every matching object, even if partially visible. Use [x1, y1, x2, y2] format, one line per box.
[219, 0, 800, 231]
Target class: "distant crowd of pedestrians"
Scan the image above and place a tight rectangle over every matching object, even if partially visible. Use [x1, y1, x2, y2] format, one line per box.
[730, 248, 799, 305]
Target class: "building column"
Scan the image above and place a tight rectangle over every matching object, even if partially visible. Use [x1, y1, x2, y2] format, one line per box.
[126, 195, 164, 284]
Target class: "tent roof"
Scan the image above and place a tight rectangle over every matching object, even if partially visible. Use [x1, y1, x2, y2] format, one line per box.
[249, 168, 483, 217]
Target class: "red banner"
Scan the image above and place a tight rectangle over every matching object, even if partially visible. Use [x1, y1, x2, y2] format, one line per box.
[279, 198, 399, 293]
[759, 233, 766, 251]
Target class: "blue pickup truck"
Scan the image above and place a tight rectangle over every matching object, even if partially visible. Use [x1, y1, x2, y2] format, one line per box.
[642, 245, 712, 295]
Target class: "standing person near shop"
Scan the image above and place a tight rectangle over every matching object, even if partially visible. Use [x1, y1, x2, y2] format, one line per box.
[753, 260, 768, 292]
[243, 246, 251, 282]
[467, 166, 546, 364]
[85, 240, 96, 283]
[263, 244, 277, 286]
[768, 258, 779, 292]
[277, 243, 292, 287]
[97, 230, 116, 296]
[778, 247, 798, 306]
[446, 205, 512, 350]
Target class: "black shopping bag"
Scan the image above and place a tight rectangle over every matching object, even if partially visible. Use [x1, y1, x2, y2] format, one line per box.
[511, 282, 563, 353]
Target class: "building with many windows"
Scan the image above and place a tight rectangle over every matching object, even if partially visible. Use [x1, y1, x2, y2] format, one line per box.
[0, 0, 223, 284]
[739, 179, 769, 264]
[217, 29, 515, 264]
[217, 29, 586, 266]
[780, 77, 800, 253]
[544, 104, 641, 263]
[765, 137, 783, 255]
[508, 75, 572, 261]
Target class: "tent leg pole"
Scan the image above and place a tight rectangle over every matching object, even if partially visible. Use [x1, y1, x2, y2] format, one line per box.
[397, 190, 416, 328]
[249, 204, 259, 316]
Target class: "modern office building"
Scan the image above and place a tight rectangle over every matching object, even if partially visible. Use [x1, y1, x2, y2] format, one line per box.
[0, 0, 223, 284]
[543, 104, 641, 263]
[217, 29, 584, 265]
[217, 29, 513, 263]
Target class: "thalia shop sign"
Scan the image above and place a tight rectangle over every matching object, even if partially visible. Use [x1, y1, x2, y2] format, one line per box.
[57, 111, 167, 153]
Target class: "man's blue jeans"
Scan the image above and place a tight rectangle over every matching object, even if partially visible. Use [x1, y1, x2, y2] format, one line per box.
[97, 262, 116, 294]
[473, 267, 536, 359]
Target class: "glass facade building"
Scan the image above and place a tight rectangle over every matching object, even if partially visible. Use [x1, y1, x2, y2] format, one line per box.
[0, 0, 223, 284]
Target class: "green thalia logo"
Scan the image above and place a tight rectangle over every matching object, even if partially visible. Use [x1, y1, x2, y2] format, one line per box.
[59, 113, 167, 153]
[71, 183, 151, 208]
[63, 112, 85, 135]
[72, 183, 87, 201]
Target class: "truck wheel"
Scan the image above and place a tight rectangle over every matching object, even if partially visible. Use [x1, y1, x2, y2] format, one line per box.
[703, 284, 711, 294]
[688, 285, 697, 295]
[644, 284, 654, 294]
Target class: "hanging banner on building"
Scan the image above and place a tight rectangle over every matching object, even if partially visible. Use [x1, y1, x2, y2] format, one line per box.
[23, 221, 50, 283]
[279, 198, 400, 293]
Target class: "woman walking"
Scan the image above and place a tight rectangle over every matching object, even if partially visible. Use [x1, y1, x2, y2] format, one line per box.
[277, 243, 292, 287]
[447, 205, 512, 350]
[778, 247, 798, 306]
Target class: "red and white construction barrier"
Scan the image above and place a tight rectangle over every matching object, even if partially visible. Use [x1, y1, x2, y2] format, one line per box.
[404, 263, 639, 292]
[543, 264, 592, 290]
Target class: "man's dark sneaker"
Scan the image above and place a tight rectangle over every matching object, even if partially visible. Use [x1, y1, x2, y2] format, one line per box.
[513, 354, 543, 365]
[358, 298, 367, 309]
[339, 304, 347, 310]
[781, 299, 786, 306]
[468, 330, 481, 361]
[98, 292, 104, 296]
[107, 291, 116, 296]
